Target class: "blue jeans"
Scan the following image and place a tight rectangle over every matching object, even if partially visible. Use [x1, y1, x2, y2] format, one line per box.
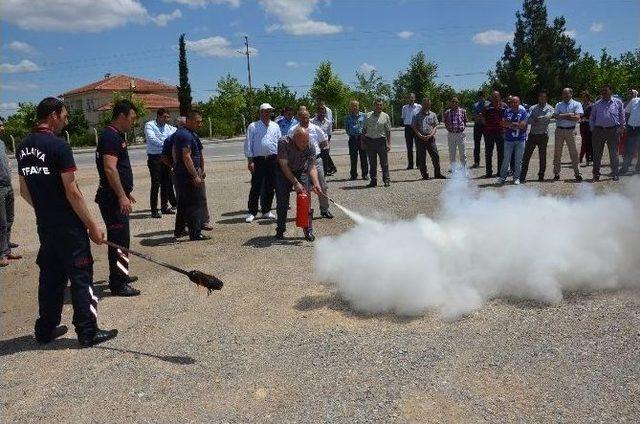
[500, 141, 524, 180]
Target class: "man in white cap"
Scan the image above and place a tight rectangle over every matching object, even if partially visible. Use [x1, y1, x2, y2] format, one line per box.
[243, 103, 282, 223]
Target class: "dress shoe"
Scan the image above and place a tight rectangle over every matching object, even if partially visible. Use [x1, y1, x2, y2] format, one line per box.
[406, 165, 414, 170]
[303, 229, 315, 242]
[553, 174, 560, 181]
[79, 328, 118, 348]
[9, 242, 19, 249]
[434, 174, 447, 179]
[151, 211, 162, 219]
[575, 174, 583, 182]
[367, 181, 377, 188]
[362, 175, 369, 180]
[470, 163, 479, 169]
[593, 175, 600, 182]
[484, 173, 493, 178]
[350, 176, 357, 181]
[190, 234, 211, 241]
[202, 223, 214, 231]
[383, 180, 390, 187]
[7, 253, 22, 260]
[275, 229, 285, 239]
[174, 230, 188, 238]
[161, 208, 176, 215]
[422, 174, 430, 180]
[538, 175, 544, 181]
[36, 325, 68, 344]
[321, 210, 334, 219]
[127, 275, 138, 284]
[111, 284, 140, 297]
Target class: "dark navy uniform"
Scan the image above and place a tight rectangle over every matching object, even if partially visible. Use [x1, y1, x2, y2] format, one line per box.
[162, 132, 186, 237]
[95, 126, 134, 291]
[173, 127, 206, 239]
[16, 127, 98, 340]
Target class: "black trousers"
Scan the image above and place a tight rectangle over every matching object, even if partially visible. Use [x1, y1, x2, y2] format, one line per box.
[473, 124, 484, 165]
[365, 137, 390, 182]
[178, 179, 207, 239]
[97, 191, 130, 290]
[520, 133, 548, 180]
[348, 135, 368, 178]
[404, 125, 416, 168]
[172, 174, 186, 236]
[0, 185, 14, 257]
[248, 155, 277, 216]
[484, 132, 504, 176]
[275, 167, 311, 233]
[416, 138, 442, 178]
[35, 225, 97, 339]
[147, 154, 176, 213]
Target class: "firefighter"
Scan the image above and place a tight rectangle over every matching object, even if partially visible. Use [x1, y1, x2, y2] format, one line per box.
[17, 97, 117, 346]
[95, 99, 140, 296]
[275, 126, 323, 241]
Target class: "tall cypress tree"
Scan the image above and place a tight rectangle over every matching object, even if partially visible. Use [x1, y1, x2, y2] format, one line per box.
[177, 33, 192, 116]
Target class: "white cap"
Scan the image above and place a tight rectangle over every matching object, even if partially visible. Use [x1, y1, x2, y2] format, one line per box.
[259, 103, 274, 111]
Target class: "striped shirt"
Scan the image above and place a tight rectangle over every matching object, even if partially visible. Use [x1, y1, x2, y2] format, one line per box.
[444, 108, 467, 133]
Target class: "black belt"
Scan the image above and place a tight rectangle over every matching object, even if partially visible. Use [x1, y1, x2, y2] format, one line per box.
[595, 125, 617, 130]
[557, 126, 575, 130]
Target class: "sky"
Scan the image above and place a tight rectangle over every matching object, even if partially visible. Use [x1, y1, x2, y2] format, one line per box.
[1, 0, 638, 116]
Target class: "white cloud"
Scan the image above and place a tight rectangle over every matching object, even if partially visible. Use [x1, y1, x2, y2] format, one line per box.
[260, 0, 342, 35]
[472, 30, 513, 45]
[286, 61, 300, 68]
[185, 36, 257, 58]
[165, 0, 240, 7]
[0, 0, 183, 32]
[563, 29, 577, 39]
[0, 59, 42, 74]
[590, 23, 604, 33]
[0, 82, 38, 90]
[359, 62, 376, 75]
[7, 41, 37, 55]
[0, 102, 19, 115]
[397, 31, 413, 39]
[150, 9, 182, 27]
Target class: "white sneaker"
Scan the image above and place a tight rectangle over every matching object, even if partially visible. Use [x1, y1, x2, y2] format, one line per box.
[514, 179, 521, 185]
[262, 211, 276, 219]
[245, 214, 255, 223]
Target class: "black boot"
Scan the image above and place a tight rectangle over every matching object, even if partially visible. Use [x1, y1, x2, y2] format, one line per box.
[79, 328, 118, 348]
[35, 325, 68, 344]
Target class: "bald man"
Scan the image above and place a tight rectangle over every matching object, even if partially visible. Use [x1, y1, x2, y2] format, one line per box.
[275, 127, 324, 241]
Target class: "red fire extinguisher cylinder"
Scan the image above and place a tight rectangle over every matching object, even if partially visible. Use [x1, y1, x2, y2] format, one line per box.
[296, 191, 311, 228]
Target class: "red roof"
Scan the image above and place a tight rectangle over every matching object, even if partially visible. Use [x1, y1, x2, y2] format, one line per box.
[62, 74, 176, 97]
[97, 93, 180, 111]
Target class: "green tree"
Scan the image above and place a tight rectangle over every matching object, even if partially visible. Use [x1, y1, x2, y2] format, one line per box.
[309, 61, 351, 124]
[253, 83, 300, 116]
[354, 68, 391, 110]
[392, 51, 439, 124]
[514, 53, 538, 104]
[492, 0, 581, 98]
[3, 103, 37, 148]
[201, 74, 246, 137]
[97, 91, 148, 141]
[177, 33, 193, 116]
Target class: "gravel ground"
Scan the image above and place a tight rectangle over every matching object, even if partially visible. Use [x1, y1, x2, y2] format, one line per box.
[1, 144, 639, 423]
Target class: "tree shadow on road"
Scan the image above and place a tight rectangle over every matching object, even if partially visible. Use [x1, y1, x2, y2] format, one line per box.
[135, 230, 175, 238]
[0, 335, 195, 365]
[243, 235, 304, 248]
[139, 236, 181, 247]
[295, 293, 420, 324]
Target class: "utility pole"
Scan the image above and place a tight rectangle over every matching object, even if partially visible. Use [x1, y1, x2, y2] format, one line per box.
[243, 35, 254, 118]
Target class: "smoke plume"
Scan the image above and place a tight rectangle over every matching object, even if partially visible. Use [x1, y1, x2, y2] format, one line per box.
[315, 177, 640, 318]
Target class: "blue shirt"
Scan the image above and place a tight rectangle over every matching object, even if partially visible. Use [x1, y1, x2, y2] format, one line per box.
[161, 132, 176, 165]
[277, 117, 298, 135]
[554, 99, 583, 128]
[244, 120, 281, 158]
[345, 112, 365, 136]
[503, 108, 529, 142]
[17, 128, 84, 231]
[96, 126, 134, 196]
[144, 120, 176, 155]
[173, 127, 203, 182]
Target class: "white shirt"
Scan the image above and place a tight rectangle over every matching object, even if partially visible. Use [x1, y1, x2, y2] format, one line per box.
[324, 106, 333, 131]
[288, 123, 327, 156]
[144, 120, 176, 155]
[244, 120, 282, 158]
[401, 103, 422, 125]
[625, 97, 640, 127]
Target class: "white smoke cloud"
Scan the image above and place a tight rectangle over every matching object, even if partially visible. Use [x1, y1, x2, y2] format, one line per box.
[315, 178, 640, 319]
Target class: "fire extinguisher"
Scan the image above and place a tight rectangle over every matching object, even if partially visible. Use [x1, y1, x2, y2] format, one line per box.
[296, 191, 313, 228]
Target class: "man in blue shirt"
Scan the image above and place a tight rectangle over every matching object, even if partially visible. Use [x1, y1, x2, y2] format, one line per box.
[344, 100, 368, 180]
[553, 88, 584, 181]
[173, 110, 210, 241]
[18, 97, 117, 347]
[277, 106, 298, 135]
[144, 108, 177, 218]
[471, 91, 488, 168]
[95, 99, 140, 297]
[498, 96, 528, 185]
